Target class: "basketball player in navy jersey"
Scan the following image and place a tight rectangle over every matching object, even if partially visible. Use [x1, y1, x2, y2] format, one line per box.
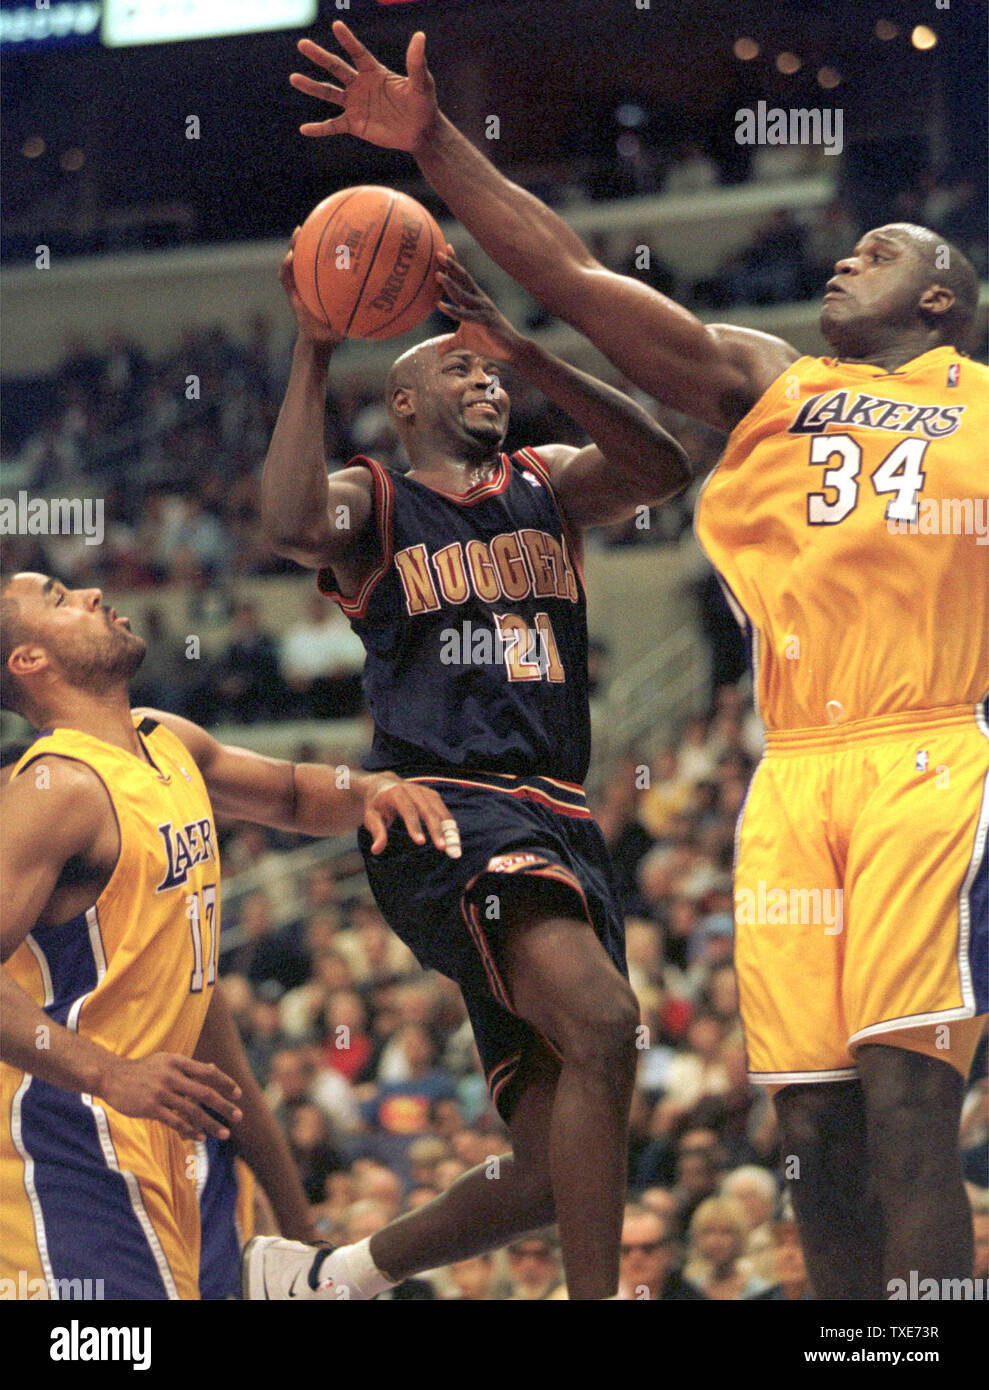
[247, 239, 688, 1301]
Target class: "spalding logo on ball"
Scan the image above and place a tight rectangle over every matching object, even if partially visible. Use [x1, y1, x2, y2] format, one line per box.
[293, 186, 445, 341]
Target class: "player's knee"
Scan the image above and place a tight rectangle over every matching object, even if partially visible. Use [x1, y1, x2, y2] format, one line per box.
[776, 1102, 825, 1156]
[555, 978, 639, 1074]
[867, 1093, 959, 1190]
[775, 1084, 856, 1163]
[861, 1048, 963, 1188]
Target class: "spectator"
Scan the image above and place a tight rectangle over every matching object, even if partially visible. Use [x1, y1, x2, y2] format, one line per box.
[215, 601, 287, 723]
[726, 209, 808, 305]
[505, 1233, 566, 1300]
[618, 1204, 706, 1300]
[317, 989, 374, 1082]
[763, 1212, 814, 1301]
[673, 1128, 725, 1235]
[223, 891, 309, 992]
[361, 1025, 459, 1138]
[241, 982, 288, 1085]
[279, 594, 366, 719]
[638, 748, 693, 838]
[447, 1254, 498, 1301]
[287, 1102, 345, 1204]
[127, 605, 204, 718]
[663, 142, 718, 196]
[651, 1014, 730, 1139]
[685, 1195, 772, 1299]
[721, 1165, 779, 1280]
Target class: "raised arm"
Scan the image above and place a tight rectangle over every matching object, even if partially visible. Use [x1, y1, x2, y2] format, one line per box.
[134, 707, 461, 858]
[291, 24, 800, 432]
[437, 254, 689, 528]
[261, 232, 376, 573]
[0, 762, 242, 1141]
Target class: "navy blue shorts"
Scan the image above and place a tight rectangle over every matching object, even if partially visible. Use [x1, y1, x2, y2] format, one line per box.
[358, 771, 627, 1122]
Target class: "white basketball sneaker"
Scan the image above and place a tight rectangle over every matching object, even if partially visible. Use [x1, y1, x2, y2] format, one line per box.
[241, 1237, 335, 1301]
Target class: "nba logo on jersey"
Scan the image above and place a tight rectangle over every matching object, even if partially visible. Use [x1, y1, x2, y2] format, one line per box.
[915, 749, 929, 772]
[947, 363, 960, 387]
[521, 470, 542, 488]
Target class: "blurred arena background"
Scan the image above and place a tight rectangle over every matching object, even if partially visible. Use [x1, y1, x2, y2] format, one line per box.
[2, 0, 987, 1298]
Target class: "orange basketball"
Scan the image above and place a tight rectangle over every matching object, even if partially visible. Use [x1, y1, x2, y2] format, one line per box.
[292, 186, 445, 341]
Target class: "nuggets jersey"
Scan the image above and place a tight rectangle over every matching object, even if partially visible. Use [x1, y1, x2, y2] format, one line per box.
[696, 347, 989, 730]
[0, 715, 220, 1299]
[318, 448, 590, 781]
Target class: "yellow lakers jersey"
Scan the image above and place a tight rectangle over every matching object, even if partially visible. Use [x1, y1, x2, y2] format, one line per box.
[696, 346, 989, 730]
[0, 714, 220, 1299]
[2, 714, 220, 1058]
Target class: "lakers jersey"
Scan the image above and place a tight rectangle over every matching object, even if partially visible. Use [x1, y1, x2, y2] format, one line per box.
[318, 448, 590, 782]
[0, 714, 220, 1299]
[695, 346, 989, 730]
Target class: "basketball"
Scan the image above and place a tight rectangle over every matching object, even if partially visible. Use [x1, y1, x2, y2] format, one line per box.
[292, 186, 444, 341]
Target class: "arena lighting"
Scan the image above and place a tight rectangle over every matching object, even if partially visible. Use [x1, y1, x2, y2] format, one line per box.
[816, 67, 841, 90]
[615, 103, 648, 129]
[101, 0, 316, 46]
[775, 51, 801, 75]
[733, 37, 759, 61]
[875, 19, 899, 41]
[22, 135, 45, 157]
[911, 25, 938, 51]
[60, 148, 85, 171]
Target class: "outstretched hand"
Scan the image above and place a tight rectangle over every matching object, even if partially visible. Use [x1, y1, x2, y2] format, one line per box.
[362, 773, 461, 859]
[436, 250, 523, 364]
[291, 21, 440, 152]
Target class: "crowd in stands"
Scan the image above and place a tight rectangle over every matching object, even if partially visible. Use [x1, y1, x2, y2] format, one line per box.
[211, 684, 989, 1298]
[124, 595, 367, 727]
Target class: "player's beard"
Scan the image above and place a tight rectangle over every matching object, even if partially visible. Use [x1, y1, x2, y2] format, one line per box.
[459, 410, 507, 456]
[56, 624, 147, 695]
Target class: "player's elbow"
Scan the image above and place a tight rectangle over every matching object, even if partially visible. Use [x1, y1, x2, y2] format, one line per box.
[659, 441, 692, 500]
[639, 435, 691, 503]
[261, 517, 333, 570]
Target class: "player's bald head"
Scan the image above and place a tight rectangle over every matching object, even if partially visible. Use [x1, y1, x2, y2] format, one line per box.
[385, 336, 451, 418]
[876, 223, 979, 350]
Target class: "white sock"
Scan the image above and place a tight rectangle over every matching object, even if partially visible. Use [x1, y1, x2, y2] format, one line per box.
[316, 1238, 397, 1300]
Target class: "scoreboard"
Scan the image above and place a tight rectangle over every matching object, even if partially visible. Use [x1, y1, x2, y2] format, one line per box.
[101, 0, 317, 47]
[1, 0, 470, 51]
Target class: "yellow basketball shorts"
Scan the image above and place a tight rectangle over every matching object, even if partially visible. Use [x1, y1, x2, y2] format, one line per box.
[0, 1071, 200, 1300]
[734, 704, 988, 1086]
